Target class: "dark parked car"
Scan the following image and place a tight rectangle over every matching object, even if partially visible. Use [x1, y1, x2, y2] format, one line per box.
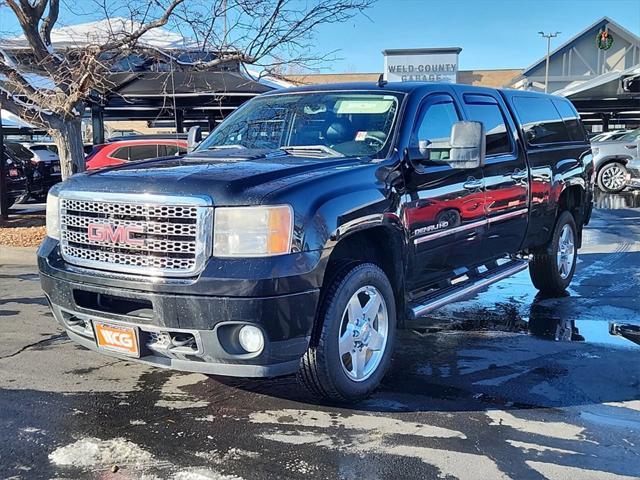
[2, 149, 29, 207]
[20, 142, 62, 201]
[39, 82, 593, 402]
[5, 142, 61, 202]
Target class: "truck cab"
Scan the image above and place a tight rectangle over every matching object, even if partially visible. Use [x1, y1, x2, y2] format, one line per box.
[39, 82, 593, 402]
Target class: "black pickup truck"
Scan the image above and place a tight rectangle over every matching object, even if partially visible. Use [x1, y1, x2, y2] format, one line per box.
[39, 82, 593, 402]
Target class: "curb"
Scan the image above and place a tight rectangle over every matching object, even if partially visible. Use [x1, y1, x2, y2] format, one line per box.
[0, 246, 38, 266]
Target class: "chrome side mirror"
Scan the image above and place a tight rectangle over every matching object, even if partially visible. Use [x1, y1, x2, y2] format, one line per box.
[448, 121, 486, 169]
[187, 125, 202, 153]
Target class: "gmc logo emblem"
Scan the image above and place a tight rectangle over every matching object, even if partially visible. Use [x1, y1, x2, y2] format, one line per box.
[87, 223, 144, 246]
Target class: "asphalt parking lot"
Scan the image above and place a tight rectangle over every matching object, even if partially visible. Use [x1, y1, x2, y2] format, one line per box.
[1, 192, 639, 480]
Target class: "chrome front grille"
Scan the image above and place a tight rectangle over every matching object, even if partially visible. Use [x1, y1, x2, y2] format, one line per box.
[59, 192, 213, 277]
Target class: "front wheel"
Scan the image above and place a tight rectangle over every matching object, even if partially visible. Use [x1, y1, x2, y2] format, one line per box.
[529, 211, 578, 295]
[597, 162, 628, 193]
[298, 263, 396, 403]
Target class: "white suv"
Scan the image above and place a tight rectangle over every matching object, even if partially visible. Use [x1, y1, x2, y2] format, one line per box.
[591, 129, 640, 193]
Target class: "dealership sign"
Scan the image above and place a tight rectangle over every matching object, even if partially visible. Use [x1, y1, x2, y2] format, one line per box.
[383, 48, 461, 83]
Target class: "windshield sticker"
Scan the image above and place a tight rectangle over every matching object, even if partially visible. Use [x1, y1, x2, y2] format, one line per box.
[335, 99, 394, 114]
[355, 131, 368, 141]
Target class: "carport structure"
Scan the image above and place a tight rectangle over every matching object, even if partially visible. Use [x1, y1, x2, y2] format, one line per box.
[90, 70, 272, 145]
[0, 17, 274, 146]
[555, 65, 640, 130]
[508, 17, 640, 131]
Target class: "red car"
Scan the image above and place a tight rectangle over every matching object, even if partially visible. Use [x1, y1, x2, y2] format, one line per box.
[86, 138, 188, 170]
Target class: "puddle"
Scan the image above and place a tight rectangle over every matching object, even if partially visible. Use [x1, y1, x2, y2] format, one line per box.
[594, 190, 640, 210]
[424, 274, 639, 349]
[527, 293, 639, 349]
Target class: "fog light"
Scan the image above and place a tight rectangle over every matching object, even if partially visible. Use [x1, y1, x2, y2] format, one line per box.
[238, 325, 264, 353]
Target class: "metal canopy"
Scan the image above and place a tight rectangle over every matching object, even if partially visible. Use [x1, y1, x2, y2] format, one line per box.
[89, 71, 273, 142]
[554, 65, 640, 127]
[96, 71, 271, 119]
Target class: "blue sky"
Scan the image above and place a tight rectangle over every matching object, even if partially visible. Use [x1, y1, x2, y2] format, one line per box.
[1, 0, 638, 73]
[314, 0, 640, 72]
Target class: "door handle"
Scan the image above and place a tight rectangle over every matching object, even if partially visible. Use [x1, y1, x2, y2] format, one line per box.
[625, 145, 638, 150]
[463, 178, 484, 190]
[511, 170, 528, 181]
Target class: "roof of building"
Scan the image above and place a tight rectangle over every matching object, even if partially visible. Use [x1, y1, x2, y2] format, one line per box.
[2, 17, 198, 50]
[285, 69, 523, 89]
[522, 16, 640, 76]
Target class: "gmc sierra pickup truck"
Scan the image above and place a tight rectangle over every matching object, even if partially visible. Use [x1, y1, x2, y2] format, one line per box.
[39, 82, 594, 402]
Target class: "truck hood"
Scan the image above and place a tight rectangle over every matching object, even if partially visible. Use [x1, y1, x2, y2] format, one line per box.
[61, 148, 364, 205]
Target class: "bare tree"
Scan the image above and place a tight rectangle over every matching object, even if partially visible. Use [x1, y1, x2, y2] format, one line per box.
[0, 0, 374, 179]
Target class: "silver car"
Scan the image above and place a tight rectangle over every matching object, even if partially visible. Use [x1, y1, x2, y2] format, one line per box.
[590, 130, 629, 142]
[591, 128, 640, 193]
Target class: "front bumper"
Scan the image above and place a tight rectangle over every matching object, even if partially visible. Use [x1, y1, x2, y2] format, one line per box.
[39, 238, 324, 377]
[626, 160, 640, 188]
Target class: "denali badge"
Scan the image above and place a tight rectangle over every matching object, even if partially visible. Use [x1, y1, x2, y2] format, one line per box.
[87, 223, 144, 246]
[413, 220, 450, 237]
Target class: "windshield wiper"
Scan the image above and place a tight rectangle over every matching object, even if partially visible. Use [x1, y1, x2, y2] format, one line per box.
[279, 145, 343, 158]
[207, 144, 247, 150]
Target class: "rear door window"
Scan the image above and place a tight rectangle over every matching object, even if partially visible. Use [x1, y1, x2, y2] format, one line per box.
[129, 144, 159, 161]
[164, 144, 183, 156]
[513, 96, 571, 145]
[552, 99, 586, 141]
[110, 147, 130, 160]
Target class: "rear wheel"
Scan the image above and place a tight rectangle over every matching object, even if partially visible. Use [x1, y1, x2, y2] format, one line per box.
[529, 211, 578, 295]
[298, 263, 396, 403]
[597, 162, 628, 193]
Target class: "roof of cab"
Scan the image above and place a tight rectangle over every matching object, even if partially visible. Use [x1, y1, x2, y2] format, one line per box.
[262, 81, 565, 100]
[262, 81, 433, 95]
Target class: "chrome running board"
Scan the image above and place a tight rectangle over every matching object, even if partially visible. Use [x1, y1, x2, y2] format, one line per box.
[409, 260, 529, 320]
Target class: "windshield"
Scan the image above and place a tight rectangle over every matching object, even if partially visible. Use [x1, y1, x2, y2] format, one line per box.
[5, 143, 34, 160]
[618, 128, 640, 143]
[198, 91, 403, 158]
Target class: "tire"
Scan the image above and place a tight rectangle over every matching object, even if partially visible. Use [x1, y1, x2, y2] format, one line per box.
[597, 162, 628, 193]
[298, 262, 396, 403]
[529, 211, 578, 295]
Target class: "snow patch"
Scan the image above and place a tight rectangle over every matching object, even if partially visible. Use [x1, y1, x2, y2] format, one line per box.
[172, 469, 242, 480]
[486, 410, 587, 441]
[155, 373, 209, 410]
[250, 409, 466, 439]
[49, 437, 155, 468]
[194, 448, 260, 464]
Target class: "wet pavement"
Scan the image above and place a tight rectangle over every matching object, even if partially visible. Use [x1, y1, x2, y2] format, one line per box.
[1, 194, 639, 479]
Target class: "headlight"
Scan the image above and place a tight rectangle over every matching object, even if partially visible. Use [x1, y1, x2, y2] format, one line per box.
[46, 189, 60, 240]
[213, 205, 293, 257]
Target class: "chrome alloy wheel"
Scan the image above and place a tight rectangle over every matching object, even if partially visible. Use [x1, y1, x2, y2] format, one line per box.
[556, 224, 575, 280]
[601, 165, 628, 191]
[339, 285, 389, 382]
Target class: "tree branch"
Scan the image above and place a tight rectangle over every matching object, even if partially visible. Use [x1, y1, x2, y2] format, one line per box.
[98, 0, 185, 52]
[39, 0, 60, 46]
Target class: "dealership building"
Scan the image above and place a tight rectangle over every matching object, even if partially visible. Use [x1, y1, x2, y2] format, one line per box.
[287, 17, 640, 133]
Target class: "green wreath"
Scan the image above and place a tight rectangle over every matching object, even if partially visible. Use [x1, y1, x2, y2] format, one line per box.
[596, 30, 614, 50]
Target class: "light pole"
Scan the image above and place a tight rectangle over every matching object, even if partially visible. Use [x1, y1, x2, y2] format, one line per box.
[538, 31, 560, 93]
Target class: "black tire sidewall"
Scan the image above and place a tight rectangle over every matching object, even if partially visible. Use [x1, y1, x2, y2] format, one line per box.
[548, 211, 578, 290]
[597, 162, 627, 193]
[320, 264, 396, 400]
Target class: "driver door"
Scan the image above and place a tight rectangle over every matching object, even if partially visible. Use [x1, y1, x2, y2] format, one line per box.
[403, 93, 487, 291]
